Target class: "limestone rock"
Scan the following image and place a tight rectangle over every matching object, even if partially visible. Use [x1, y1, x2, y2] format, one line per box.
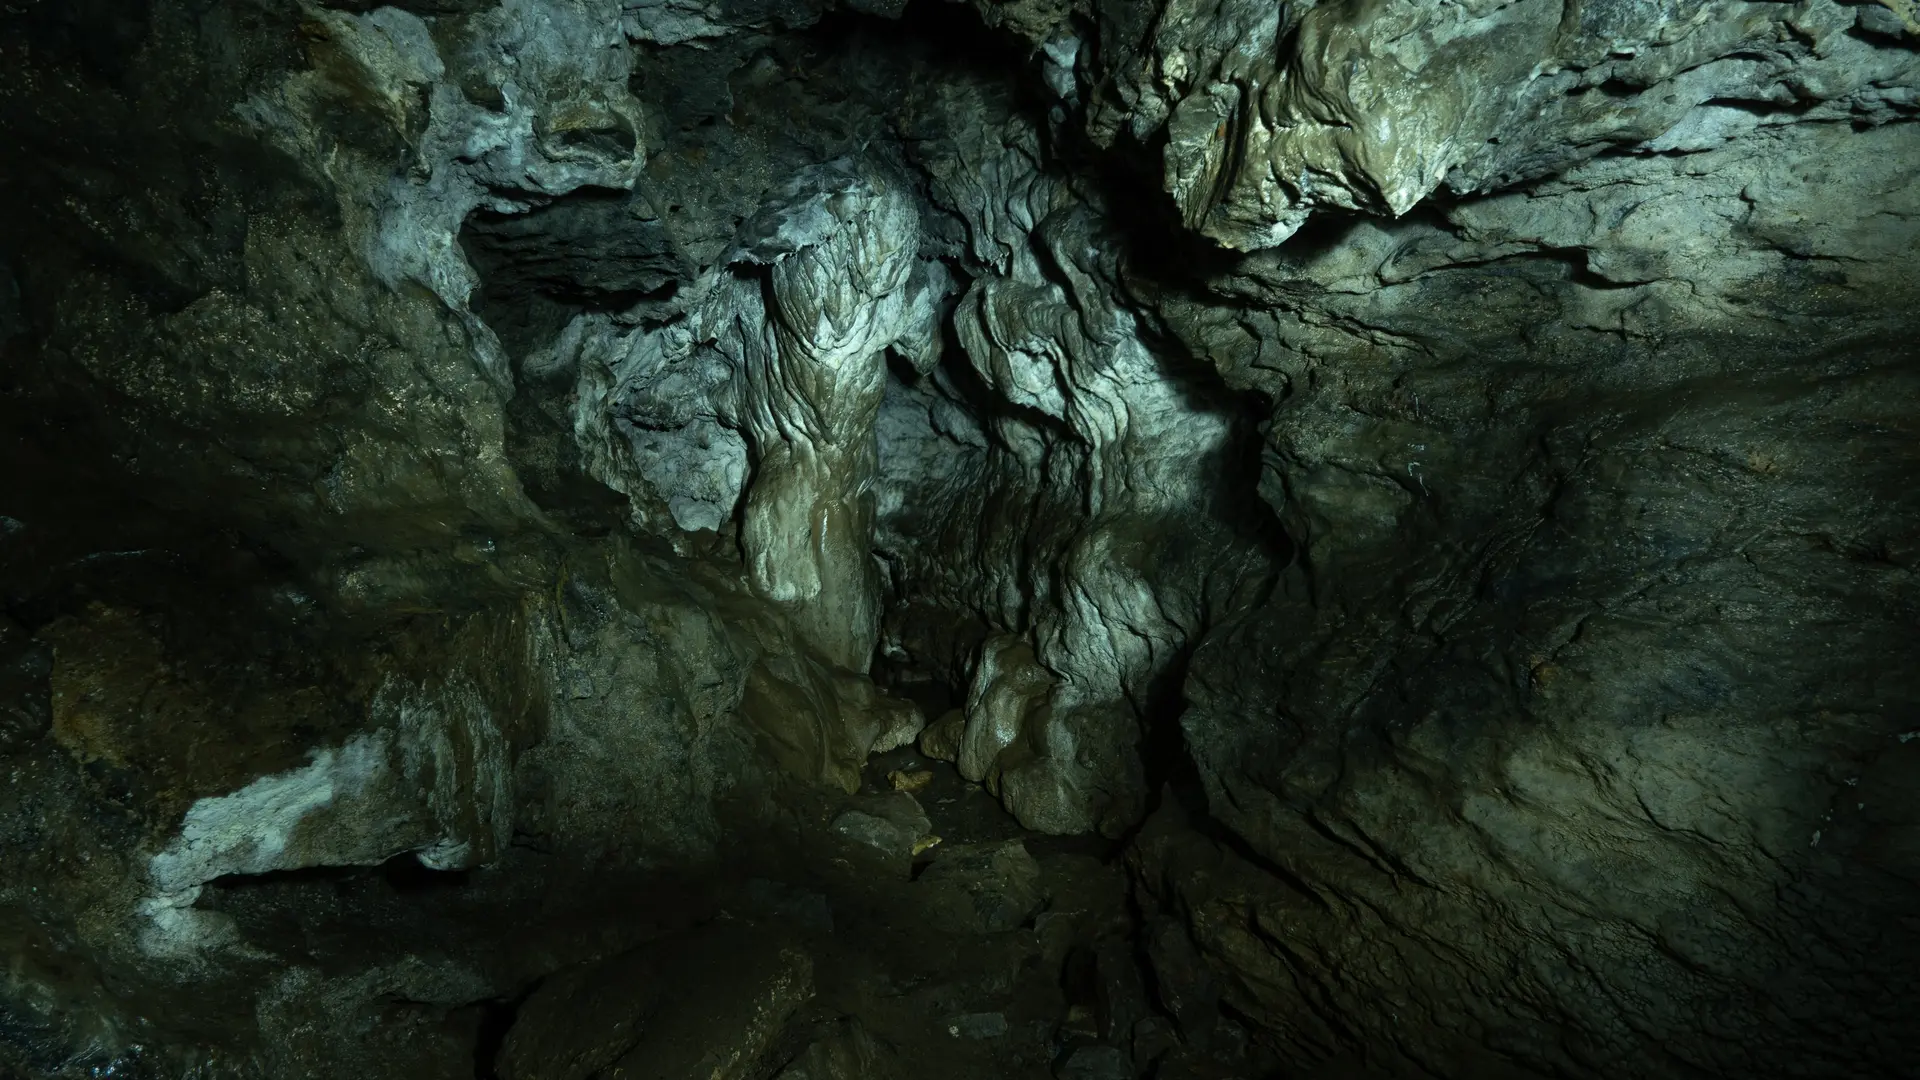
[955, 634, 1052, 787]
[1082, 0, 1920, 248]
[511, 546, 762, 867]
[773, 1018, 895, 1080]
[875, 84, 1276, 837]
[1056, 1044, 1130, 1080]
[917, 709, 968, 764]
[945, 1011, 1009, 1040]
[918, 840, 1047, 935]
[256, 958, 498, 1080]
[740, 623, 928, 793]
[887, 768, 934, 793]
[500, 923, 814, 1080]
[558, 159, 931, 674]
[1140, 108, 1920, 1080]
[832, 791, 935, 876]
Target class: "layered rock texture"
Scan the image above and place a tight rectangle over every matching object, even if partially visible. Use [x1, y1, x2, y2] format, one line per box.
[1, 0, 1916, 1078]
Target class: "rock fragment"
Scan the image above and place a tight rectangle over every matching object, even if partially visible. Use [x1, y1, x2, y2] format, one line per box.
[918, 840, 1047, 935]
[500, 923, 813, 1080]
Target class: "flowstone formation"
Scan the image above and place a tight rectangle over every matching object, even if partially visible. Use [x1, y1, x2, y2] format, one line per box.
[567, 159, 930, 673]
[2, 0, 1917, 1077]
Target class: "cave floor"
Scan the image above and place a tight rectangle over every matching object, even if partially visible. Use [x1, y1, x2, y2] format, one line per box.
[149, 748, 1275, 1080]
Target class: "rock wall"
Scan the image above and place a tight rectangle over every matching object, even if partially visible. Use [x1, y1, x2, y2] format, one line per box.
[1145, 114, 1920, 1077]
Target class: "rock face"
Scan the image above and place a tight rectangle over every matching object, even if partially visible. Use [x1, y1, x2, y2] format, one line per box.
[2, 0, 1917, 1077]
[917, 839, 1047, 935]
[1075, 0, 1920, 249]
[1150, 115, 1920, 1073]
[567, 158, 929, 671]
[498, 923, 815, 1080]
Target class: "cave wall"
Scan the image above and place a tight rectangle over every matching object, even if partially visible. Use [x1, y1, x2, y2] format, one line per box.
[1, 0, 1917, 1076]
[1149, 117, 1920, 1076]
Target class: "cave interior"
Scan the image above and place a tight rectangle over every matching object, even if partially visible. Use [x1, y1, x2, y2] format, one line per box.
[1, 0, 1918, 1077]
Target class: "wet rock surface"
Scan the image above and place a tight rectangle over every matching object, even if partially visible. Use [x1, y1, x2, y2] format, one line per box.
[1, 0, 1917, 1077]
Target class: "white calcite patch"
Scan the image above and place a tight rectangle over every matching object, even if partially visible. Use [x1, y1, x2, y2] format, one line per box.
[138, 678, 512, 957]
[146, 734, 394, 898]
[138, 734, 403, 958]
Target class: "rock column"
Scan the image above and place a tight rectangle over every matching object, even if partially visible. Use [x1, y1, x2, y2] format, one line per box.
[729, 165, 920, 672]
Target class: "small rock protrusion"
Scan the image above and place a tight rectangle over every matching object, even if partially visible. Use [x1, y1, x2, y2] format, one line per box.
[919, 708, 966, 762]
[1130, 1017, 1180, 1069]
[1055, 1044, 1131, 1080]
[918, 839, 1047, 934]
[831, 791, 935, 877]
[946, 1011, 1010, 1040]
[498, 923, 813, 1080]
[888, 767, 934, 793]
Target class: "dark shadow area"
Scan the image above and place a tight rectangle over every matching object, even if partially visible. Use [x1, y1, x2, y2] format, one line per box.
[460, 190, 689, 360]
[468, 986, 533, 1080]
[203, 855, 471, 896]
[203, 865, 370, 892]
[380, 852, 476, 891]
